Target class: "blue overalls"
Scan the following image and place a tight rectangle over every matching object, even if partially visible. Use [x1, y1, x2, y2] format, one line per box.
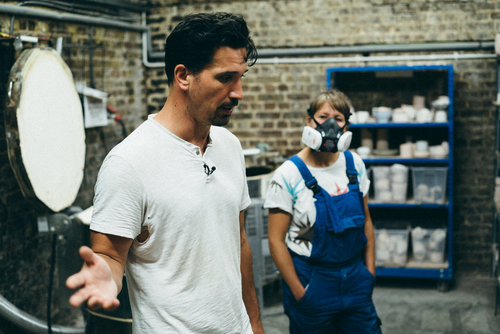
[283, 151, 381, 334]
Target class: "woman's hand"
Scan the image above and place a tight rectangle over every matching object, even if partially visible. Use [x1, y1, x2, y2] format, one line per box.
[292, 284, 307, 302]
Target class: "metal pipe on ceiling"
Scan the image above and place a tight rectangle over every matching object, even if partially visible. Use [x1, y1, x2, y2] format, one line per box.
[257, 41, 495, 57]
[256, 53, 496, 65]
[254, 41, 496, 65]
[65, 0, 144, 12]
[0, 3, 147, 32]
[141, 12, 163, 68]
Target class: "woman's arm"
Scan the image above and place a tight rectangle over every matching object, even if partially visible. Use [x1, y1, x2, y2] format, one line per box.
[363, 195, 376, 276]
[268, 208, 305, 301]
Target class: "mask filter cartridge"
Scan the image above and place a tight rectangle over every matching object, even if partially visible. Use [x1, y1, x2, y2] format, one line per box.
[336, 131, 352, 152]
[301, 126, 322, 151]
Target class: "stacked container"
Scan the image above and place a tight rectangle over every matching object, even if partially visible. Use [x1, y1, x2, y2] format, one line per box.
[372, 164, 409, 203]
[411, 227, 447, 264]
[375, 228, 409, 266]
[412, 167, 448, 204]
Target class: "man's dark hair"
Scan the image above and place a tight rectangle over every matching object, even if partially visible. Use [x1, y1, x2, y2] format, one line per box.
[164, 12, 258, 85]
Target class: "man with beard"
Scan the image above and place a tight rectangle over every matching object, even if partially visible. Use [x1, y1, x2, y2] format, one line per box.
[66, 12, 264, 334]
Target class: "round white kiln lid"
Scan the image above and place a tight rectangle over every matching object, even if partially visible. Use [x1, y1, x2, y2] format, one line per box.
[7, 48, 85, 212]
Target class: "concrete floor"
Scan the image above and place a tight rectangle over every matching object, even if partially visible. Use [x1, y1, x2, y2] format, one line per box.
[1, 275, 498, 333]
[261, 276, 500, 334]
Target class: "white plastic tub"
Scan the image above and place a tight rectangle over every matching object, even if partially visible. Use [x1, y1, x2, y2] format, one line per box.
[411, 227, 447, 264]
[375, 229, 409, 266]
[412, 167, 448, 204]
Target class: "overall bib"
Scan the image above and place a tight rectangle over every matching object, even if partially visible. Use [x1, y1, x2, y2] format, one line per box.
[283, 151, 381, 334]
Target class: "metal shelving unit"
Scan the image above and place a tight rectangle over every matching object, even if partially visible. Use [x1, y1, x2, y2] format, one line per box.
[326, 65, 454, 288]
[245, 197, 280, 311]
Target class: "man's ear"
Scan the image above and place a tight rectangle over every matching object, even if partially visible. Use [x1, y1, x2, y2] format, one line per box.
[173, 64, 190, 91]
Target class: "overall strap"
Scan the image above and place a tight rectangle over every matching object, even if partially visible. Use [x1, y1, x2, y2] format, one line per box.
[289, 155, 321, 195]
[344, 150, 360, 191]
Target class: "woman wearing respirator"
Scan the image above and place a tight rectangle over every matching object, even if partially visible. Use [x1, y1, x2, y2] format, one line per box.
[264, 90, 381, 334]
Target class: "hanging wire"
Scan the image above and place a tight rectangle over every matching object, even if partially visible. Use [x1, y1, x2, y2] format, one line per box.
[47, 233, 57, 334]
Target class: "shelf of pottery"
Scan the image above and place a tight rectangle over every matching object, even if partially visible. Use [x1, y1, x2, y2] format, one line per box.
[326, 65, 454, 283]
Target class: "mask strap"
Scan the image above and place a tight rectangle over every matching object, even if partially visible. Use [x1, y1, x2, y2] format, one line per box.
[311, 117, 321, 128]
[313, 117, 346, 132]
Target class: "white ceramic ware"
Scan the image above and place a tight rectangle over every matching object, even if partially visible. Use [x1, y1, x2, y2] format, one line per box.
[357, 146, 371, 158]
[356, 111, 370, 123]
[434, 110, 447, 122]
[416, 108, 432, 123]
[399, 142, 414, 158]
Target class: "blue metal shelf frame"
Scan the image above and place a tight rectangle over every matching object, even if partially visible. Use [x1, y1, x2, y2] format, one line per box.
[362, 158, 448, 164]
[376, 266, 452, 280]
[349, 122, 450, 129]
[368, 203, 449, 209]
[326, 64, 454, 283]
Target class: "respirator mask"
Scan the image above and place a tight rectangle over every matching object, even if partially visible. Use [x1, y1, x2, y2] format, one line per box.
[302, 117, 352, 153]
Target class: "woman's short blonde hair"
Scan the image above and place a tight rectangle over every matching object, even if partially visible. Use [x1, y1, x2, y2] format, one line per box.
[307, 89, 353, 125]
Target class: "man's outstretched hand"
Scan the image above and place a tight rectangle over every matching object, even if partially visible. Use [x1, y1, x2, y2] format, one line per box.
[66, 246, 120, 311]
